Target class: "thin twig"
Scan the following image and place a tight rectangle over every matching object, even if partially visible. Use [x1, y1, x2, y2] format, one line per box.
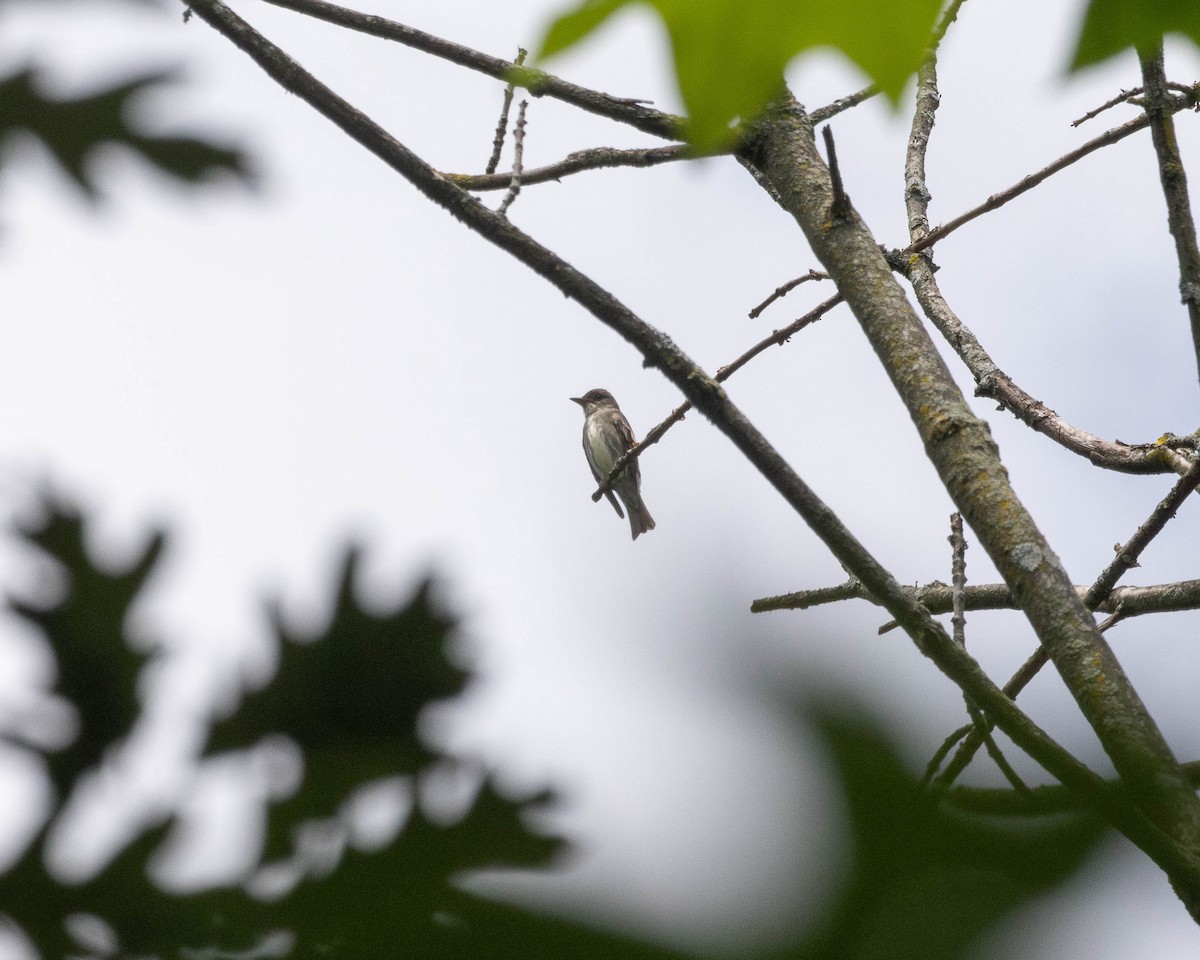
[947, 760, 1200, 817]
[485, 48, 525, 174]
[1140, 46, 1200, 385]
[930, 0, 970, 49]
[591, 294, 843, 501]
[908, 100, 1195, 255]
[497, 100, 527, 216]
[948, 513, 1030, 794]
[809, 85, 877, 125]
[446, 144, 689, 191]
[949, 513, 967, 647]
[1077, 82, 1200, 127]
[922, 722, 973, 788]
[748, 270, 830, 319]
[1072, 86, 1143, 127]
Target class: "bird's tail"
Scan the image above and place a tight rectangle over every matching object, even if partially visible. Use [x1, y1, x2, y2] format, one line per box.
[629, 504, 656, 541]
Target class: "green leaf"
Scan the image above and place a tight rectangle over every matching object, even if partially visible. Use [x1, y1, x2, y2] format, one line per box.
[794, 705, 1107, 960]
[537, 0, 943, 149]
[0, 67, 253, 201]
[1072, 0, 1200, 70]
[540, 0, 627, 58]
[207, 547, 467, 771]
[7, 497, 166, 798]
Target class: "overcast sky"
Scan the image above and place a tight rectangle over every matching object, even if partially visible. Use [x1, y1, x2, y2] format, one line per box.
[2, 0, 1200, 956]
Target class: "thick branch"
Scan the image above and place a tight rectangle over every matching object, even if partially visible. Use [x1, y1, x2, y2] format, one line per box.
[1140, 46, 1200, 386]
[935, 456, 1200, 786]
[739, 90, 1200, 894]
[751, 577, 1200, 619]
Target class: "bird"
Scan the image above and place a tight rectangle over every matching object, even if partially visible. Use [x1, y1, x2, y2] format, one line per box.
[570, 388, 656, 540]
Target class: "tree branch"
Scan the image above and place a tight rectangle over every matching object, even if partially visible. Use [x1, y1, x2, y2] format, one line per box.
[590, 293, 843, 502]
[177, 0, 1200, 880]
[902, 76, 1198, 474]
[908, 101, 1197, 255]
[748, 269, 830, 319]
[1139, 46, 1200, 386]
[740, 85, 1200, 898]
[950, 512, 1030, 795]
[260, 0, 684, 140]
[496, 99, 527, 216]
[485, 48, 524, 175]
[446, 144, 690, 191]
[751, 577, 1200, 619]
[934, 455, 1200, 786]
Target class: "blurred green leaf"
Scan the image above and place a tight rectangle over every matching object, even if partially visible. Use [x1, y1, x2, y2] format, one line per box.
[0, 67, 253, 201]
[781, 705, 1108, 960]
[6, 497, 165, 797]
[538, 0, 942, 148]
[207, 547, 466, 778]
[1072, 0, 1200, 70]
[0, 504, 1115, 959]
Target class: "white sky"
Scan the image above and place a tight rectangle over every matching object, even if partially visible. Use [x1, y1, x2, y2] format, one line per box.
[1, 0, 1200, 956]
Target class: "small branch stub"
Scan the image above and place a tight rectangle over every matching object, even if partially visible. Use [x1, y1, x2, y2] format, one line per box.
[822, 125, 851, 222]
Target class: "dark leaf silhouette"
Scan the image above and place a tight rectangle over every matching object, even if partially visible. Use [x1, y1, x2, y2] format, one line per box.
[0, 67, 252, 201]
[778, 705, 1107, 960]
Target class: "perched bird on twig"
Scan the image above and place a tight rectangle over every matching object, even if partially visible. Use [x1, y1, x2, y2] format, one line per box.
[570, 388, 656, 540]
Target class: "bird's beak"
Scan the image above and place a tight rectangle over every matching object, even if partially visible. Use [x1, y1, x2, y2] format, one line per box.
[570, 397, 586, 407]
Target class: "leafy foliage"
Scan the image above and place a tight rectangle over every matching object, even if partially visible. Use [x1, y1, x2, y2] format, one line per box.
[0, 67, 252, 201]
[0, 497, 1111, 958]
[538, 0, 943, 148]
[0, 497, 687, 959]
[781, 707, 1106, 960]
[1073, 0, 1200, 70]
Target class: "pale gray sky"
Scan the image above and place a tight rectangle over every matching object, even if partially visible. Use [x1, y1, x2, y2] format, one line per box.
[1, 0, 1199, 956]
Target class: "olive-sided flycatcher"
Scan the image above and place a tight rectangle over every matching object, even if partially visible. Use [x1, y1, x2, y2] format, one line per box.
[571, 388, 656, 540]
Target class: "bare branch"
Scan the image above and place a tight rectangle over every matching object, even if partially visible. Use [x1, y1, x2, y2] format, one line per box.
[182, 0, 1200, 887]
[900, 39, 1198, 473]
[935, 456, 1200, 787]
[1072, 86, 1144, 127]
[905, 99, 1199, 475]
[949, 513, 967, 647]
[809, 86, 877, 125]
[261, 0, 684, 140]
[496, 100, 527, 216]
[748, 270, 830, 319]
[445, 144, 689, 191]
[1140, 46, 1200, 385]
[485, 48, 525, 175]
[591, 293, 843, 502]
[752, 577, 1200, 619]
[949, 512, 1030, 794]
[909, 93, 1198, 256]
